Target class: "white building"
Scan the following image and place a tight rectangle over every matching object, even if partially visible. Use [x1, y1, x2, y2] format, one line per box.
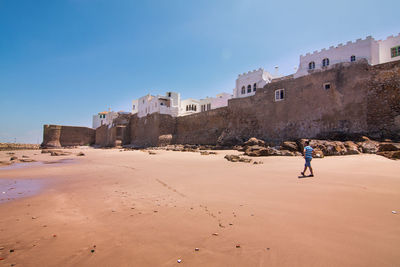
[199, 93, 232, 112]
[179, 98, 200, 116]
[294, 34, 400, 78]
[233, 68, 273, 98]
[132, 99, 138, 114]
[136, 91, 180, 118]
[92, 110, 118, 129]
[379, 34, 400, 64]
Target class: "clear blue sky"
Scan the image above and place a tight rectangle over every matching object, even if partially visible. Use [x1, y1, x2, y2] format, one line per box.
[0, 0, 398, 143]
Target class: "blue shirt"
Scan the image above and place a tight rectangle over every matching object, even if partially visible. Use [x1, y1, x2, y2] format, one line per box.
[304, 146, 313, 159]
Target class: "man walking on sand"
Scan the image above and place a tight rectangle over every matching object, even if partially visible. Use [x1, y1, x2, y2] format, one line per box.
[301, 140, 314, 177]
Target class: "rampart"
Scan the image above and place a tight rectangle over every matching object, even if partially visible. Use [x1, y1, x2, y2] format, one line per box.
[42, 125, 95, 148]
[42, 60, 400, 147]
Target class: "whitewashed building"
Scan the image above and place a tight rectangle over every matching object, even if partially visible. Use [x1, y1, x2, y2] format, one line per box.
[294, 33, 400, 78]
[379, 34, 400, 64]
[92, 110, 118, 129]
[199, 93, 232, 112]
[233, 68, 273, 98]
[132, 99, 138, 114]
[136, 92, 180, 118]
[179, 98, 200, 116]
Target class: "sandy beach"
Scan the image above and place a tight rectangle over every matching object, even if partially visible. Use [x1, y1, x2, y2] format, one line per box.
[0, 148, 399, 266]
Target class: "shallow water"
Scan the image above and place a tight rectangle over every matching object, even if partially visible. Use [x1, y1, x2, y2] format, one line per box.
[0, 158, 76, 170]
[0, 178, 45, 204]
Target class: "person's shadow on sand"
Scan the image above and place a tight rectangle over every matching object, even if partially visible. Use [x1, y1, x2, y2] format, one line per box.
[298, 175, 310, 179]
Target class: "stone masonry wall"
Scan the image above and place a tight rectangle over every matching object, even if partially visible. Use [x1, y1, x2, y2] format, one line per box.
[366, 61, 400, 140]
[42, 125, 95, 148]
[129, 113, 176, 147]
[174, 107, 228, 145]
[220, 61, 372, 145]
[43, 60, 400, 148]
[126, 61, 400, 147]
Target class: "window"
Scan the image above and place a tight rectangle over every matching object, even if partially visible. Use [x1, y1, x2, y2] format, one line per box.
[322, 58, 329, 67]
[207, 103, 211, 110]
[168, 92, 171, 97]
[308, 61, 315, 70]
[323, 82, 331, 90]
[350, 55, 356, 62]
[253, 83, 257, 92]
[275, 89, 284, 101]
[247, 85, 251, 93]
[241, 86, 245, 94]
[160, 102, 164, 106]
[186, 105, 189, 111]
[391, 46, 400, 58]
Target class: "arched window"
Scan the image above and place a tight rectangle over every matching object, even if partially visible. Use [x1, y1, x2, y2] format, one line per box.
[186, 105, 189, 111]
[308, 61, 315, 70]
[350, 55, 356, 62]
[322, 58, 329, 67]
[247, 85, 251, 93]
[194, 105, 197, 111]
[253, 83, 257, 92]
[241, 86, 245, 94]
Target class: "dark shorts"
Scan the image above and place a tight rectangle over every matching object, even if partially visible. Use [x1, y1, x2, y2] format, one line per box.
[305, 157, 312, 167]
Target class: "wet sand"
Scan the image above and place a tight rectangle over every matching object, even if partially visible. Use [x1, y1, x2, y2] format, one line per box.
[0, 148, 399, 266]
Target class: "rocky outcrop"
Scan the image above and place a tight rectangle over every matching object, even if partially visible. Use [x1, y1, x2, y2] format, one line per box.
[357, 140, 379, 154]
[281, 141, 299, 152]
[377, 151, 400, 160]
[378, 142, 400, 152]
[224, 154, 252, 163]
[344, 141, 361, 155]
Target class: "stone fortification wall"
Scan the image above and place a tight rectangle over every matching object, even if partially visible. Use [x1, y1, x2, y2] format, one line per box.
[95, 125, 108, 147]
[366, 61, 400, 139]
[44, 61, 400, 148]
[129, 113, 176, 147]
[220, 61, 372, 144]
[126, 61, 400, 147]
[174, 108, 228, 145]
[95, 125, 129, 147]
[42, 125, 95, 148]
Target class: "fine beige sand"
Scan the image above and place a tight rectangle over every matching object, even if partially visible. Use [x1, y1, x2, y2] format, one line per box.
[0, 148, 399, 267]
